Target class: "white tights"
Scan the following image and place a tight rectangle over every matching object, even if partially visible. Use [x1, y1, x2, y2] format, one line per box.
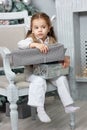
[27, 75, 79, 122]
[28, 75, 73, 107]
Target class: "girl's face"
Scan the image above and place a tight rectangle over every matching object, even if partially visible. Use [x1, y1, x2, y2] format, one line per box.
[32, 18, 50, 41]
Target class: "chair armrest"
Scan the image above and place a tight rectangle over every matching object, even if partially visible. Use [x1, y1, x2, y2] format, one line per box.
[0, 47, 16, 83]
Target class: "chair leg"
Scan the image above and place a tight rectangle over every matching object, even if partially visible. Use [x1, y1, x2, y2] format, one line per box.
[31, 106, 37, 120]
[69, 113, 75, 130]
[7, 83, 19, 130]
[9, 102, 18, 130]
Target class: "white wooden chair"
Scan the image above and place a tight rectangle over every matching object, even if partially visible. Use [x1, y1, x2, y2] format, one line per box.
[0, 10, 29, 130]
[0, 11, 75, 130]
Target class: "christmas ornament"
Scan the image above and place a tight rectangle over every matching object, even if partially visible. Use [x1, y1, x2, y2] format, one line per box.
[0, 0, 12, 11]
[22, 0, 31, 5]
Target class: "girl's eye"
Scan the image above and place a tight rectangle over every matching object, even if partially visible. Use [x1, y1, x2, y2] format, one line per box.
[33, 26, 38, 29]
[35, 26, 38, 29]
[42, 26, 46, 29]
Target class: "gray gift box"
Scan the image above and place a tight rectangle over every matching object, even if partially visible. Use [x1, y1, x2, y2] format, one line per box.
[33, 63, 69, 79]
[8, 43, 65, 67]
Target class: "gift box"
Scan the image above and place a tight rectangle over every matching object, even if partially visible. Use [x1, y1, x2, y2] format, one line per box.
[8, 43, 65, 67]
[6, 97, 31, 119]
[33, 63, 69, 79]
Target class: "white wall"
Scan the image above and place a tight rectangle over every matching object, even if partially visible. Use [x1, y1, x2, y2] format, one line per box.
[31, 0, 56, 17]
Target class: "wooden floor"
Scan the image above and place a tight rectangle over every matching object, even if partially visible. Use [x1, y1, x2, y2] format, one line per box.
[0, 96, 87, 130]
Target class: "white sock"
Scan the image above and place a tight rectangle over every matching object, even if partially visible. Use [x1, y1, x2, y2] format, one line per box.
[65, 106, 80, 113]
[37, 107, 51, 123]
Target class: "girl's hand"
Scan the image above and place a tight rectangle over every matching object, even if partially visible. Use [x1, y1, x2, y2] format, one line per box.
[36, 43, 49, 53]
[62, 56, 70, 68]
[30, 43, 49, 53]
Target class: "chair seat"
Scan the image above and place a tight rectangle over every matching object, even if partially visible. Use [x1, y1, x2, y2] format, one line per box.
[0, 73, 57, 92]
[0, 73, 29, 89]
[0, 75, 9, 88]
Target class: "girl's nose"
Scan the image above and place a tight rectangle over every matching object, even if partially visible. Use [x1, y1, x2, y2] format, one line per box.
[38, 27, 42, 32]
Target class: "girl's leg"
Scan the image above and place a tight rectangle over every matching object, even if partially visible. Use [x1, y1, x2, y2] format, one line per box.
[27, 75, 51, 122]
[50, 76, 80, 113]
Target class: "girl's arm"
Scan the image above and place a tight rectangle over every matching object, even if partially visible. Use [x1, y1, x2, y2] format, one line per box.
[17, 37, 33, 49]
[29, 43, 49, 54]
[17, 38, 48, 53]
[62, 56, 70, 68]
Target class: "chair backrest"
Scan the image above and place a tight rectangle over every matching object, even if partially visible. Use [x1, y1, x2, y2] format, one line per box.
[0, 11, 29, 50]
[0, 11, 29, 67]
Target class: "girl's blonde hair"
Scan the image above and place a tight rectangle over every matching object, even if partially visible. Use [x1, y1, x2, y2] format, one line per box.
[26, 12, 57, 42]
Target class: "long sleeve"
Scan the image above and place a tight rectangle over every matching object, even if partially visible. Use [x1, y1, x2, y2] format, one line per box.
[17, 37, 33, 49]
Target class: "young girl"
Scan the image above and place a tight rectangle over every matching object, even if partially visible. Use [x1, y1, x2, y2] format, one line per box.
[17, 12, 79, 123]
